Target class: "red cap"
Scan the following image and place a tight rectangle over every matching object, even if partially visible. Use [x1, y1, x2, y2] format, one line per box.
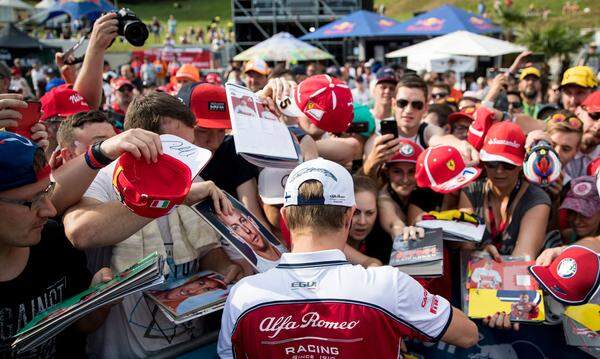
[582, 90, 600, 113]
[448, 106, 476, 124]
[113, 152, 192, 218]
[529, 245, 600, 305]
[480, 122, 526, 166]
[467, 107, 495, 151]
[111, 77, 134, 90]
[186, 83, 231, 129]
[588, 157, 600, 176]
[386, 139, 423, 164]
[40, 84, 91, 121]
[416, 146, 482, 194]
[204, 73, 222, 85]
[292, 74, 354, 133]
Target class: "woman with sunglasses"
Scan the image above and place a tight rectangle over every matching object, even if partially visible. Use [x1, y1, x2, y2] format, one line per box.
[459, 122, 551, 329]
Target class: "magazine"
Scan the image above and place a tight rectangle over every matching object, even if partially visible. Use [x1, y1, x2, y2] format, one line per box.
[12, 252, 164, 352]
[389, 228, 443, 277]
[464, 252, 545, 322]
[192, 192, 288, 272]
[225, 82, 301, 168]
[416, 219, 485, 243]
[146, 271, 231, 324]
[563, 315, 600, 348]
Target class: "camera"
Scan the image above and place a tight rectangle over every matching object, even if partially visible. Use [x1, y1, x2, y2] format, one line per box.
[115, 8, 148, 47]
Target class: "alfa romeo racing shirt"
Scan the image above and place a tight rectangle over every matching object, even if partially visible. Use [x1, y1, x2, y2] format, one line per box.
[218, 249, 452, 358]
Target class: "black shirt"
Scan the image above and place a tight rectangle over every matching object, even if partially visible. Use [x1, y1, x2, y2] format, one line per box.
[363, 223, 393, 264]
[200, 135, 260, 197]
[0, 221, 91, 359]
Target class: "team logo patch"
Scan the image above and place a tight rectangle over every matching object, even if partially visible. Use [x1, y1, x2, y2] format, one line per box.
[446, 159, 456, 171]
[557, 258, 577, 279]
[400, 144, 414, 157]
[572, 182, 592, 197]
[208, 102, 226, 112]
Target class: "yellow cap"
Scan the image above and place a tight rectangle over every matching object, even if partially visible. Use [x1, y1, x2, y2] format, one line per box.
[561, 66, 598, 88]
[519, 67, 541, 80]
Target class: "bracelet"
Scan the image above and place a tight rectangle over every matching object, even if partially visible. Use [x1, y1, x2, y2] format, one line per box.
[91, 141, 113, 166]
[84, 147, 104, 170]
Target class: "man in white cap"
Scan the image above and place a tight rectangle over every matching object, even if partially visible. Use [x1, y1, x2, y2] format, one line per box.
[218, 158, 478, 358]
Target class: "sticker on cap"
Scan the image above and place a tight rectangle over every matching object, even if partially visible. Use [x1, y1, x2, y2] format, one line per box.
[208, 102, 226, 112]
[572, 182, 592, 197]
[446, 160, 456, 171]
[557, 257, 577, 279]
[400, 144, 414, 157]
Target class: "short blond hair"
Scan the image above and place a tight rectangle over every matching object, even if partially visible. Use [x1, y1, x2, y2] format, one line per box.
[284, 180, 350, 234]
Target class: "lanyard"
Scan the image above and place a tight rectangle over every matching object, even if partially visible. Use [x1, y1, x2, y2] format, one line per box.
[487, 178, 522, 247]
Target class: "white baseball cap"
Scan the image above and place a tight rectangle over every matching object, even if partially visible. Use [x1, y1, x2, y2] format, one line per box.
[258, 167, 292, 205]
[283, 158, 355, 207]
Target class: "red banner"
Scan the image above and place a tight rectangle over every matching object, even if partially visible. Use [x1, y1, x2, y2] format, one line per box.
[131, 48, 212, 69]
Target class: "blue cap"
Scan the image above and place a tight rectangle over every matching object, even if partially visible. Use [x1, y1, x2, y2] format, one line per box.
[376, 67, 397, 85]
[45, 77, 66, 92]
[0, 132, 46, 192]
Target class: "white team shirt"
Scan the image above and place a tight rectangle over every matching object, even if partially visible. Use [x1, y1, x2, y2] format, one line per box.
[218, 249, 452, 358]
[471, 267, 502, 289]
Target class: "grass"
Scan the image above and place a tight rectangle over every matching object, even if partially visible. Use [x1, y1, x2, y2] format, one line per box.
[108, 0, 231, 52]
[376, 0, 600, 29]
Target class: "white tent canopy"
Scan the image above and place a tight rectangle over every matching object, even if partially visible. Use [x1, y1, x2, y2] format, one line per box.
[407, 52, 476, 73]
[233, 32, 333, 62]
[386, 30, 526, 58]
[34, 0, 55, 9]
[0, 0, 33, 10]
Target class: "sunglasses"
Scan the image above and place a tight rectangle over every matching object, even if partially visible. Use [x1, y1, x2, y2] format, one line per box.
[396, 99, 424, 110]
[431, 92, 448, 99]
[118, 86, 134, 93]
[483, 161, 517, 171]
[508, 101, 522, 109]
[547, 113, 583, 129]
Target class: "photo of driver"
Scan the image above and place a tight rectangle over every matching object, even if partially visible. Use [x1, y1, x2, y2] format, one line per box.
[151, 273, 229, 315]
[470, 259, 503, 289]
[230, 95, 258, 117]
[510, 293, 539, 321]
[217, 208, 287, 271]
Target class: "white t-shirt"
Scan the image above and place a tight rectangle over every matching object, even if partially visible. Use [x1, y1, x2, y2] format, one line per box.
[84, 163, 216, 358]
[218, 249, 452, 358]
[351, 87, 371, 106]
[471, 267, 502, 289]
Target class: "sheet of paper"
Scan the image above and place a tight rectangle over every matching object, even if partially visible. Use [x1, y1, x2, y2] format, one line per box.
[226, 83, 298, 160]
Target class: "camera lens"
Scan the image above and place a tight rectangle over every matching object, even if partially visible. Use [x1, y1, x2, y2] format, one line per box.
[123, 21, 149, 47]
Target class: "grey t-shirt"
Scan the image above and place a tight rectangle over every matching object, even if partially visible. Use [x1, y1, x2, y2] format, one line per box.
[463, 178, 551, 255]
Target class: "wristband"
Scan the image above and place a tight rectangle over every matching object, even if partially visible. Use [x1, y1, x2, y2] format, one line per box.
[91, 141, 113, 166]
[84, 147, 104, 170]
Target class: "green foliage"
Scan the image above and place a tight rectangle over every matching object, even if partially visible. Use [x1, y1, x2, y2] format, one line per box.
[517, 24, 593, 60]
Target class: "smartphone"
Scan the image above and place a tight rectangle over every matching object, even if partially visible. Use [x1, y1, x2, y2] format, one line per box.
[380, 120, 398, 138]
[346, 121, 369, 134]
[7, 101, 42, 139]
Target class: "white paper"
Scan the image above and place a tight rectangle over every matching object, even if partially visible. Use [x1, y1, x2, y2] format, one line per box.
[160, 134, 212, 179]
[225, 83, 298, 160]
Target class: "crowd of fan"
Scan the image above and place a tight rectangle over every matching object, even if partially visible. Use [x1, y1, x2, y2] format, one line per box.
[0, 11, 599, 359]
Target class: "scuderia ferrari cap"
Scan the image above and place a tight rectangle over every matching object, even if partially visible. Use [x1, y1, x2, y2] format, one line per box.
[283, 158, 355, 207]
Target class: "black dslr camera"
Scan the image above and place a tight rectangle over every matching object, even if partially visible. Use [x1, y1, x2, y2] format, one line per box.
[115, 8, 148, 47]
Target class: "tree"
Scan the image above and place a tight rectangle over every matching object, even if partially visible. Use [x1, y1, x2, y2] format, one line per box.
[492, 5, 529, 41]
[517, 24, 593, 74]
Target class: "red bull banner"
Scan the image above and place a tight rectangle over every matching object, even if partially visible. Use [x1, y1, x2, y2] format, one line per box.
[406, 17, 445, 32]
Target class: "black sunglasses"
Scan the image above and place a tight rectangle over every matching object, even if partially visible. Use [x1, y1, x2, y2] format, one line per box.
[396, 99, 424, 110]
[508, 101, 522, 109]
[432, 92, 448, 99]
[118, 86, 134, 93]
[484, 161, 517, 171]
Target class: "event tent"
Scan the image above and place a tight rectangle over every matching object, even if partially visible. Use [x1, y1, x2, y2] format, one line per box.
[386, 31, 526, 58]
[45, 0, 114, 21]
[0, 23, 48, 48]
[388, 4, 501, 37]
[406, 53, 476, 73]
[300, 10, 401, 40]
[0, 0, 33, 22]
[234, 32, 333, 62]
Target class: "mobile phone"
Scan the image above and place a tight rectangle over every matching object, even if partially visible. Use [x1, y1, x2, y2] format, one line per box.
[7, 101, 42, 139]
[346, 121, 369, 134]
[380, 120, 398, 138]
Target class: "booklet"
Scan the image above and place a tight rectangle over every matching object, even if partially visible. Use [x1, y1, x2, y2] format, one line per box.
[192, 192, 288, 272]
[225, 82, 301, 168]
[416, 219, 485, 243]
[12, 252, 164, 353]
[563, 315, 600, 348]
[464, 252, 545, 322]
[389, 228, 443, 277]
[146, 271, 231, 324]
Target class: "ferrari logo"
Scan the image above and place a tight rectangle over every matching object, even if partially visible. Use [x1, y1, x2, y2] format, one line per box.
[446, 160, 456, 171]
